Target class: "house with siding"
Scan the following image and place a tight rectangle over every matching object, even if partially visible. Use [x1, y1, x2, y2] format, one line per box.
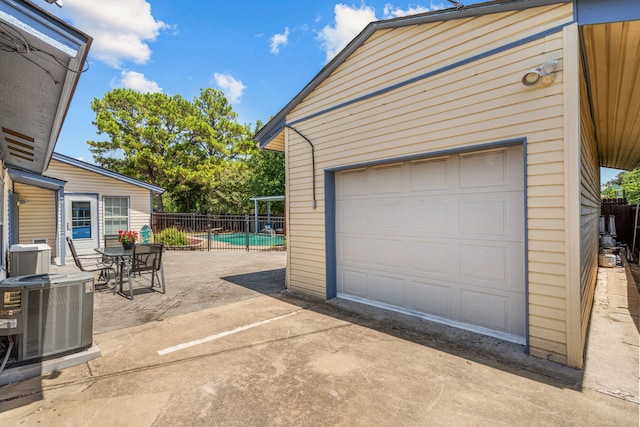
[255, 0, 640, 368]
[10, 152, 163, 262]
[0, 0, 91, 279]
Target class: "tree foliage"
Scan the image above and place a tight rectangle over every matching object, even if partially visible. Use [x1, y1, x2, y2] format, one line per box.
[88, 88, 284, 214]
[247, 149, 285, 214]
[601, 169, 640, 204]
[619, 169, 640, 205]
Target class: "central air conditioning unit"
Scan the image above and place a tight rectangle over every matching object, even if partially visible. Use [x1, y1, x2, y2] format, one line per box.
[0, 272, 94, 365]
[9, 244, 51, 276]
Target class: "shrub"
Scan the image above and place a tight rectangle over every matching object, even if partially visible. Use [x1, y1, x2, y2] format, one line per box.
[155, 227, 189, 246]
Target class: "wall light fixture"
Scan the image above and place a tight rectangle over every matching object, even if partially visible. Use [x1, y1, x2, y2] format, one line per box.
[522, 60, 558, 86]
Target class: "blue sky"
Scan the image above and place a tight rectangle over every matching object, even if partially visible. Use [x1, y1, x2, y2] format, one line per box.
[41, 0, 619, 184]
[41, 0, 478, 162]
[601, 168, 622, 184]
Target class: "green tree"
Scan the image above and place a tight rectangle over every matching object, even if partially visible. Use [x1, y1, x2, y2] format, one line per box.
[88, 89, 194, 211]
[247, 150, 285, 213]
[87, 88, 258, 213]
[168, 88, 256, 213]
[620, 169, 640, 205]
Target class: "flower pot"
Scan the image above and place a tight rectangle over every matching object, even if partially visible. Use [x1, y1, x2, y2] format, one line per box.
[122, 242, 134, 250]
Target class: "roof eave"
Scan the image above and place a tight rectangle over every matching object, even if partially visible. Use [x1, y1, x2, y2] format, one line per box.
[8, 167, 66, 190]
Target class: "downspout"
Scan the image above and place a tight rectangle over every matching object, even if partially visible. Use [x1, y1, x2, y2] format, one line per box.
[59, 190, 66, 266]
[284, 125, 317, 209]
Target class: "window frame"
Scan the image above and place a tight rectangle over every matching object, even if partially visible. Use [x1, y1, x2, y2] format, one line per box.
[103, 196, 130, 236]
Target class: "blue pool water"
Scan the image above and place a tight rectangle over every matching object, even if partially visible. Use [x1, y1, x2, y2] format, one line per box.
[211, 233, 285, 246]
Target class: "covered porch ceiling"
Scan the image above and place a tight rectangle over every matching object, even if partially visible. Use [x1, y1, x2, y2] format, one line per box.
[581, 18, 640, 172]
[0, 0, 91, 174]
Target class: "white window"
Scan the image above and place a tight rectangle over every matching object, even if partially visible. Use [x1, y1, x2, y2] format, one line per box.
[104, 197, 129, 235]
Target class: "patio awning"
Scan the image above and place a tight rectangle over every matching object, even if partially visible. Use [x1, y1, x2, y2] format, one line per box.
[250, 196, 285, 233]
[581, 18, 640, 171]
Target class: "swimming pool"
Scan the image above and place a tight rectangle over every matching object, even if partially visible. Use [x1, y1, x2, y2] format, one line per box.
[211, 233, 285, 247]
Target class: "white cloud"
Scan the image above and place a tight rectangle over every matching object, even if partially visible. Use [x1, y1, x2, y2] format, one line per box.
[119, 71, 163, 93]
[318, 4, 376, 63]
[382, 4, 433, 18]
[270, 27, 290, 54]
[213, 72, 246, 104]
[51, 0, 169, 67]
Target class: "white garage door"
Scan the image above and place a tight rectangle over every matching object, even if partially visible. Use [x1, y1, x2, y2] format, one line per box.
[336, 146, 525, 342]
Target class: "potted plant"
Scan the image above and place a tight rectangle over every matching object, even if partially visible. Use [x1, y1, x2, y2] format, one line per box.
[118, 230, 138, 250]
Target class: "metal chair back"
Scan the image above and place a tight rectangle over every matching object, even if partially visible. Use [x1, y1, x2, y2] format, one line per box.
[66, 237, 114, 286]
[104, 235, 121, 248]
[121, 243, 166, 299]
[66, 237, 85, 271]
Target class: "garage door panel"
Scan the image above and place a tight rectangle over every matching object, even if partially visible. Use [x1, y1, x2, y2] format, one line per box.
[458, 193, 524, 239]
[408, 240, 451, 276]
[372, 163, 403, 194]
[458, 242, 524, 292]
[339, 268, 369, 298]
[338, 235, 368, 265]
[336, 145, 525, 341]
[373, 274, 406, 307]
[370, 199, 403, 231]
[410, 157, 450, 191]
[459, 199, 509, 235]
[339, 168, 368, 197]
[413, 281, 451, 317]
[373, 238, 405, 272]
[459, 149, 509, 188]
[338, 201, 367, 232]
[460, 289, 510, 331]
[459, 244, 509, 282]
[411, 199, 451, 233]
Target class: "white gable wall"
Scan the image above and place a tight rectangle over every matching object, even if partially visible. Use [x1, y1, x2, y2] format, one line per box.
[46, 159, 154, 255]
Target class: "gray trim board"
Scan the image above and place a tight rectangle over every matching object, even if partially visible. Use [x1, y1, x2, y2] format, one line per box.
[576, 0, 640, 24]
[325, 172, 337, 299]
[522, 138, 530, 353]
[59, 192, 65, 265]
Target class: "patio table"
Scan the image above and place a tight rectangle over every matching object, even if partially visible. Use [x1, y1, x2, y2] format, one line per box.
[94, 246, 133, 293]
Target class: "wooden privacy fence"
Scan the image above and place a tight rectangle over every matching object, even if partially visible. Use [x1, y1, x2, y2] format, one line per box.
[151, 213, 286, 252]
[600, 198, 640, 258]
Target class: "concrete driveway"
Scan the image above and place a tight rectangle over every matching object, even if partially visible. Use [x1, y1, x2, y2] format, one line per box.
[0, 250, 637, 426]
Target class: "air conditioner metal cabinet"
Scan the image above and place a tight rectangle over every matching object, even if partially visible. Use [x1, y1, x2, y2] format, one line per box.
[9, 244, 51, 276]
[0, 272, 94, 365]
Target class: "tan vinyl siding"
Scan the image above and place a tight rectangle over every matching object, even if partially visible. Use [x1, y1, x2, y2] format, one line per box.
[46, 159, 153, 239]
[284, 4, 575, 361]
[14, 183, 56, 258]
[578, 49, 600, 355]
[290, 3, 573, 121]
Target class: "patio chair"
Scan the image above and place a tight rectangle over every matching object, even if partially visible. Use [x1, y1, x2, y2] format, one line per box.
[101, 234, 121, 267]
[104, 234, 121, 248]
[66, 236, 116, 287]
[121, 243, 165, 300]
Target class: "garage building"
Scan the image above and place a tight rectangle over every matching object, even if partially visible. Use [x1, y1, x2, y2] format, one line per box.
[254, 0, 640, 368]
